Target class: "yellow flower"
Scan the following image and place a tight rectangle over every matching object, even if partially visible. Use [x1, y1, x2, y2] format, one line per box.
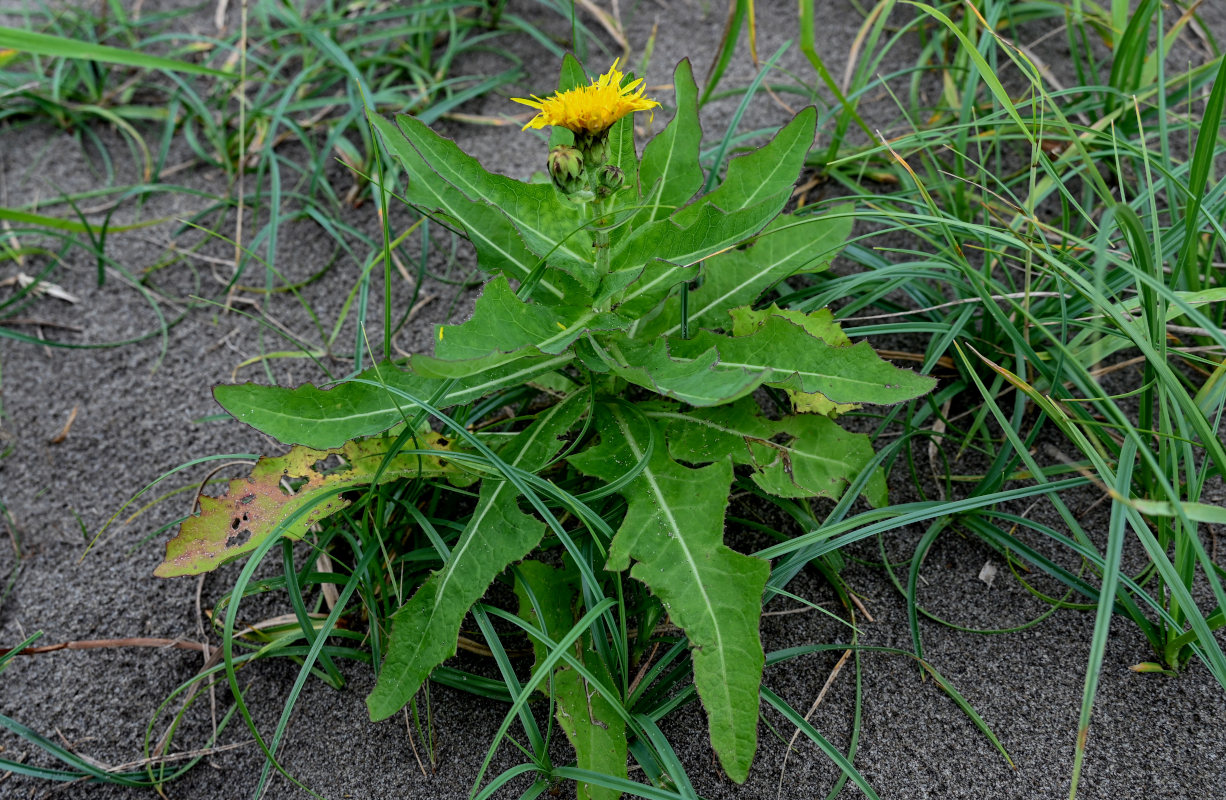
[512, 59, 659, 137]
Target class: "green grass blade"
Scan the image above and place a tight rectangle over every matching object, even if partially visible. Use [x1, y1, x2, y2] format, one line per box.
[0, 25, 227, 77]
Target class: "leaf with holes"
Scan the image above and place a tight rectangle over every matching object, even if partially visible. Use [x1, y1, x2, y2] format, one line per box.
[649, 398, 887, 507]
[729, 304, 860, 416]
[155, 428, 456, 578]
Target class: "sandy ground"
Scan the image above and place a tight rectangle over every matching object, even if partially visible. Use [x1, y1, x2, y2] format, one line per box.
[1, 1, 1225, 798]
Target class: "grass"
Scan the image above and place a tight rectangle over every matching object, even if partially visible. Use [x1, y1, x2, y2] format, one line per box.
[0, 0, 604, 370]
[772, 0, 1226, 794]
[1, 1, 1225, 799]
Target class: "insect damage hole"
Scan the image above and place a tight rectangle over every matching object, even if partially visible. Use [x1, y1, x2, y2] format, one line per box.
[311, 454, 350, 476]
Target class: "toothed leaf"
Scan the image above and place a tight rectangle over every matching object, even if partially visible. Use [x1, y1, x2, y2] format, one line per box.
[367, 395, 588, 720]
[570, 405, 768, 783]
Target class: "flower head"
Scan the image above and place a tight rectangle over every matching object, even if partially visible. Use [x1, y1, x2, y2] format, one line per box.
[512, 59, 659, 138]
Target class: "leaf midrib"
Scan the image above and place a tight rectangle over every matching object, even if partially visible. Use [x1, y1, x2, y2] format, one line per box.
[611, 406, 734, 730]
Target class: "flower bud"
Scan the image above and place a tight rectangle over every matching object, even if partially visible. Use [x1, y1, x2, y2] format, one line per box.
[547, 145, 585, 194]
[576, 131, 610, 165]
[596, 165, 624, 194]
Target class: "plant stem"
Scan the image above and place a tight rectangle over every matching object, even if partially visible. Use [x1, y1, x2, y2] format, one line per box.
[592, 196, 612, 310]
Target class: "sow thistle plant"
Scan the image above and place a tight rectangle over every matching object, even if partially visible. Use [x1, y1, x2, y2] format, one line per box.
[156, 58, 934, 794]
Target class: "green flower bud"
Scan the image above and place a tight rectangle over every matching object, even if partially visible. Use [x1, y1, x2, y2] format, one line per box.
[576, 131, 610, 165]
[596, 164, 624, 195]
[547, 145, 585, 194]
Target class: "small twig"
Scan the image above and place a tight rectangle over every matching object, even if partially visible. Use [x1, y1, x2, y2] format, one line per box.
[38, 740, 252, 798]
[847, 589, 875, 623]
[929, 396, 952, 500]
[777, 648, 853, 800]
[196, 572, 220, 758]
[575, 0, 629, 57]
[48, 405, 79, 445]
[315, 550, 340, 611]
[403, 707, 430, 780]
[0, 637, 209, 657]
[626, 641, 661, 699]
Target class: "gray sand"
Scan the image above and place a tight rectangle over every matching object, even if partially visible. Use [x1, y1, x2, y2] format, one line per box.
[2, 1, 1224, 798]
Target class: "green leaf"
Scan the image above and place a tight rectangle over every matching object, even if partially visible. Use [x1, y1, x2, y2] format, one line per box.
[215, 357, 573, 449]
[513, 561, 579, 676]
[650, 398, 888, 507]
[555, 661, 628, 800]
[610, 312, 934, 408]
[547, 54, 589, 148]
[754, 415, 888, 506]
[0, 25, 228, 77]
[369, 112, 581, 304]
[608, 335, 764, 407]
[155, 428, 455, 577]
[607, 259, 702, 319]
[607, 115, 639, 209]
[671, 313, 934, 405]
[608, 102, 817, 312]
[614, 190, 792, 281]
[729, 304, 859, 415]
[512, 562, 628, 800]
[367, 394, 588, 721]
[634, 58, 703, 226]
[1130, 498, 1226, 525]
[570, 405, 769, 783]
[643, 211, 852, 338]
[393, 113, 599, 292]
[690, 106, 816, 218]
[411, 276, 628, 378]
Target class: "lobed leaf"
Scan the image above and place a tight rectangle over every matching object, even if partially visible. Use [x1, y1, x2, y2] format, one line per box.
[367, 394, 588, 721]
[611, 311, 934, 408]
[555, 664, 628, 800]
[369, 112, 584, 304]
[570, 404, 769, 783]
[690, 105, 816, 218]
[649, 398, 888, 507]
[515, 563, 629, 800]
[639, 210, 853, 339]
[609, 105, 816, 288]
[730, 304, 859, 415]
[613, 190, 792, 285]
[393, 113, 600, 292]
[513, 561, 579, 676]
[155, 429, 455, 577]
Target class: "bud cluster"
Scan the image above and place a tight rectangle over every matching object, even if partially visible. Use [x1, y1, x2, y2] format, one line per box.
[546, 128, 628, 204]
